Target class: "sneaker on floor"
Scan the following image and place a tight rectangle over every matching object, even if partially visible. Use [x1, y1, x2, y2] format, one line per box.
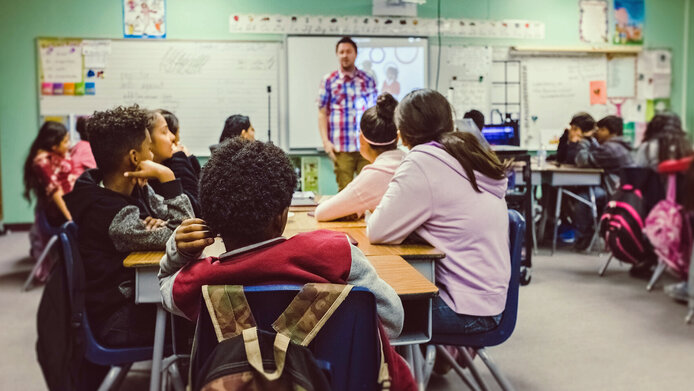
[664, 282, 691, 303]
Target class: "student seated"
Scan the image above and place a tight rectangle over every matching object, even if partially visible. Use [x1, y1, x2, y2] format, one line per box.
[551, 112, 596, 164]
[147, 110, 201, 216]
[463, 109, 485, 132]
[635, 112, 692, 169]
[64, 105, 193, 347]
[156, 108, 202, 176]
[367, 89, 511, 337]
[70, 116, 97, 178]
[572, 115, 634, 250]
[315, 93, 405, 221]
[158, 138, 415, 390]
[23, 121, 75, 259]
[209, 114, 255, 153]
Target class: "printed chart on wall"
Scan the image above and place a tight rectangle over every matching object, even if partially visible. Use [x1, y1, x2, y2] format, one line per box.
[522, 55, 608, 150]
[38, 38, 281, 155]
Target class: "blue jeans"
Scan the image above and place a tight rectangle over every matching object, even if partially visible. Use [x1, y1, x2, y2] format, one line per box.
[432, 296, 502, 335]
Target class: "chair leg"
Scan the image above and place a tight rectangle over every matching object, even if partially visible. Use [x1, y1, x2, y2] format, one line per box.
[686, 310, 694, 324]
[477, 348, 516, 391]
[552, 188, 563, 255]
[646, 262, 667, 291]
[168, 362, 186, 391]
[599, 255, 613, 277]
[97, 364, 131, 391]
[22, 234, 58, 291]
[457, 347, 489, 391]
[435, 345, 481, 391]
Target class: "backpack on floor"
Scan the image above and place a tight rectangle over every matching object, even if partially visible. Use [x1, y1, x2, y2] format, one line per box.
[191, 284, 390, 391]
[599, 183, 656, 264]
[644, 176, 693, 278]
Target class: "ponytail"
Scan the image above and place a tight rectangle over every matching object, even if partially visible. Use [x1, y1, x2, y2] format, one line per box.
[438, 132, 510, 193]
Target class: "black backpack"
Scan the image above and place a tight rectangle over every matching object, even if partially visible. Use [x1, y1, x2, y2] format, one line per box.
[36, 229, 86, 390]
[599, 183, 656, 264]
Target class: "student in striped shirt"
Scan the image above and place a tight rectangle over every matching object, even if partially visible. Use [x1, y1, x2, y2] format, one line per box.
[318, 36, 378, 191]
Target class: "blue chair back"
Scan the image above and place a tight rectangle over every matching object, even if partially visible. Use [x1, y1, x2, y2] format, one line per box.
[59, 222, 154, 366]
[431, 209, 525, 347]
[191, 285, 380, 391]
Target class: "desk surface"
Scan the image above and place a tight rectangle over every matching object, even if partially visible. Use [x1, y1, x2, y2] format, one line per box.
[531, 163, 604, 174]
[289, 211, 366, 230]
[124, 243, 437, 297]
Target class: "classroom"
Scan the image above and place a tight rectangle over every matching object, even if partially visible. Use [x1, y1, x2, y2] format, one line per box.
[1, 0, 693, 390]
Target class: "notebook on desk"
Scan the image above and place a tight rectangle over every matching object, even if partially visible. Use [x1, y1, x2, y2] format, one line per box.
[291, 191, 318, 206]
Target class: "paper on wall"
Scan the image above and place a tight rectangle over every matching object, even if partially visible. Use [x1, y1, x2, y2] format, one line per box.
[579, 0, 608, 43]
[450, 79, 491, 120]
[41, 43, 83, 83]
[82, 40, 111, 69]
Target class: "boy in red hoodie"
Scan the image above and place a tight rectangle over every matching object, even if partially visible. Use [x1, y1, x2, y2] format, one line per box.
[158, 138, 415, 390]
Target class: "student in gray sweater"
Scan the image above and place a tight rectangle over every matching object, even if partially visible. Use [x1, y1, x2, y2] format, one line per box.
[65, 105, 194, 348]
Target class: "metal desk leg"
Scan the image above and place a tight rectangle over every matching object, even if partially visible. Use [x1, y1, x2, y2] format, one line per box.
[552, 187, 563, 255]
[149, 304, 167, 391]
[586, 186, 599, 253]
[530, 185, 538, 254]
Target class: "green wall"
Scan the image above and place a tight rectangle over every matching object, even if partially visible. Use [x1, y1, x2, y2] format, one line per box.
[1, 0, 689, 223]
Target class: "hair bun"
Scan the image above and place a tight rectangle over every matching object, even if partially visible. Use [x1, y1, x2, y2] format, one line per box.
[376, 93, 398, 121]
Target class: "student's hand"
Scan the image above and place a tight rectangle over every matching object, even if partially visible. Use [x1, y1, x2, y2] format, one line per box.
[175, 218, 215, 257]
[568, 127, 583, 143]
[323, 140, 337, 161]
[143, 216, 167, 231]
[173, 143, 190, 156]
[124, 160, 176, 183]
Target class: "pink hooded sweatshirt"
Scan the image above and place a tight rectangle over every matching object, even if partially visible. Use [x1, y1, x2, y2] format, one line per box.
[367, 143, 510, 316]
[315, 149, 406, 221]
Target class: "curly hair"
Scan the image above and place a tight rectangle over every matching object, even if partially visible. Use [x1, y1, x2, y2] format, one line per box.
[199, 138, 297, 242]
[88, 105, 150, 174]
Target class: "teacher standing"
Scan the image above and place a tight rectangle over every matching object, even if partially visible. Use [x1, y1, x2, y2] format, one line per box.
[318, 36, 378, 191]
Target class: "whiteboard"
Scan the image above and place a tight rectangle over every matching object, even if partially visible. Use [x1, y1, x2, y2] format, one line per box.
[287, 36, 428, 150]
[522, 55, 608, 150]
[39, 39, 282, 156]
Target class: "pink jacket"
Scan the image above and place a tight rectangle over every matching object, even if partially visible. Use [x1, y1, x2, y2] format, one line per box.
[315, 149, 406, 221]
[367, 143, 510, 316]
[70, 140, 97, 177]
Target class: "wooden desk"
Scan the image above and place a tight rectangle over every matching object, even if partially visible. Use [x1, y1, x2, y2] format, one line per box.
[125, 248, 438, 346]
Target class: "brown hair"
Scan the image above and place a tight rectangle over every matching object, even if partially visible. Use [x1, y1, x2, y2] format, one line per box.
[395, 89, 509, 193]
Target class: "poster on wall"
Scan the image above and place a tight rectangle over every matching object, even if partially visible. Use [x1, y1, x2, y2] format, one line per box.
[613, 0, 644, 44]
[579, 0, 608, 43]
[123, 0, 166, 38]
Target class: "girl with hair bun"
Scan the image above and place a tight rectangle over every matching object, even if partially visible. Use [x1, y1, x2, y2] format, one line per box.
[315, 93, 406, 221]
[368, 88, 512, 336]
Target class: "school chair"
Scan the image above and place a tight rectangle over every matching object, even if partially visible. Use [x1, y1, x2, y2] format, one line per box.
[59, 223, 183, 391]
[23, 207, 63, 291]
[423, 209, 525, 391]
[190, 285, 381, 391]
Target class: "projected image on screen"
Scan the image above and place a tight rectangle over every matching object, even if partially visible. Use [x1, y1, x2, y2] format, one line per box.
[355, 38, 427, 101]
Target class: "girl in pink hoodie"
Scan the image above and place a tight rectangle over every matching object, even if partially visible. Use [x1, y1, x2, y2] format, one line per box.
[368, 89, 511, 335]
[315, 93, 406, 221]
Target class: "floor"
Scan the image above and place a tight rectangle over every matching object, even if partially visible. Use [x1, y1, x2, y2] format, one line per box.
[1, 230, 692, 391]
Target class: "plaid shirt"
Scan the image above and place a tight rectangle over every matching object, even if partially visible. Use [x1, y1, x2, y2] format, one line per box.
[317, 68, 377, 152]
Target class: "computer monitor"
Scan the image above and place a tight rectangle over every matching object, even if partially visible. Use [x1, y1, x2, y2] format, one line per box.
[481, 122, 520, 146]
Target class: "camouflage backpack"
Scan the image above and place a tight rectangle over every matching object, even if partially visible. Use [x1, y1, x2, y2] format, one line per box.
[191, 284, 390, 391]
